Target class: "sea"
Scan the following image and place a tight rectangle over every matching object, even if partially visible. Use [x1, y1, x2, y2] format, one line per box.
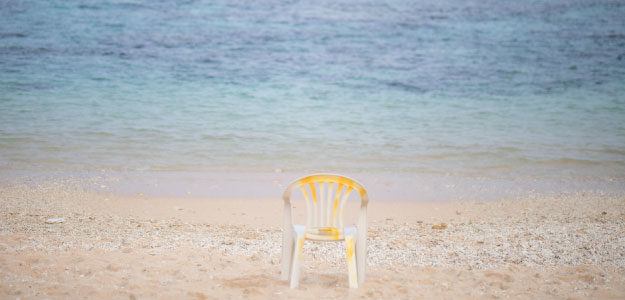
[1, 0, 624, 200]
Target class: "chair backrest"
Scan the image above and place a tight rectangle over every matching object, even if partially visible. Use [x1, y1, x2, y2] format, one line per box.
[283, 174, 369, 235]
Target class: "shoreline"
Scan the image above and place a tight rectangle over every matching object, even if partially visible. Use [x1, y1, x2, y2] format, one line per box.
[1, 181, 625, 298]
[2, 169, 624, 202]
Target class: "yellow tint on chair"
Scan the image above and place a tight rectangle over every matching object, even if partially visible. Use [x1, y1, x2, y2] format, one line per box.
[280, 174, 369, 288]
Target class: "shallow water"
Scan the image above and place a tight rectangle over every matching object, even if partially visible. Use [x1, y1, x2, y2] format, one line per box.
[1, 0, 625, 181]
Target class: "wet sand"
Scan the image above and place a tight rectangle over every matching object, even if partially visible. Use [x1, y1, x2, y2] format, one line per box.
[1, 182, 624, 299]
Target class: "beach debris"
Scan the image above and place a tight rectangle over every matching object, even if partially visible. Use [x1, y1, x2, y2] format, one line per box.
[432, 223, 447, 230]
[187, 292, 207, 300]
[45, 217, 65, 224]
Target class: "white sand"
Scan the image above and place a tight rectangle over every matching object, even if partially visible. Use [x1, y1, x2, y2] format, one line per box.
[1, 181, 624, 299]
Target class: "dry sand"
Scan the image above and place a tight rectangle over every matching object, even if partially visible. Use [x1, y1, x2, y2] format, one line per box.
[1, 181, 625, 299]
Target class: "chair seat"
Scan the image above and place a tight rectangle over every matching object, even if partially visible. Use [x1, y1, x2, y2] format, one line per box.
[293, 224, 357, 241]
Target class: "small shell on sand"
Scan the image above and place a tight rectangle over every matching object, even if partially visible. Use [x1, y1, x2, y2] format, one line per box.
[432, 223, 447, 230]
[45, 217, 65, 224]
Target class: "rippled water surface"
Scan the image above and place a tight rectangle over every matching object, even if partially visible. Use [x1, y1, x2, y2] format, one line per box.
[1, 0, 625, 180]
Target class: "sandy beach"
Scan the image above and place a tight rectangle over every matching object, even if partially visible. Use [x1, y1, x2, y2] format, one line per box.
[1, 181, 624, 299]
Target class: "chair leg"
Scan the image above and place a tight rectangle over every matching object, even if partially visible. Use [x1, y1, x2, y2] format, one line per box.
[356, 235, 366, 285]
[281, 231, 294, 280]
[345, 235, 358, 288]
[290, 234, 305, 288]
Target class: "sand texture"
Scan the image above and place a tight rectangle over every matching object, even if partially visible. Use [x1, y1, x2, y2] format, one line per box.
[1, 182, 625, 299]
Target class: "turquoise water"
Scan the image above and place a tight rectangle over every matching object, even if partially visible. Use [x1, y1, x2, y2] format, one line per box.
[1, 0, 625, 182]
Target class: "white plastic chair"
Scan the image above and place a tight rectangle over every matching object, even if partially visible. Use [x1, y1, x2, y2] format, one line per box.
[280, 174, 369, 288]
